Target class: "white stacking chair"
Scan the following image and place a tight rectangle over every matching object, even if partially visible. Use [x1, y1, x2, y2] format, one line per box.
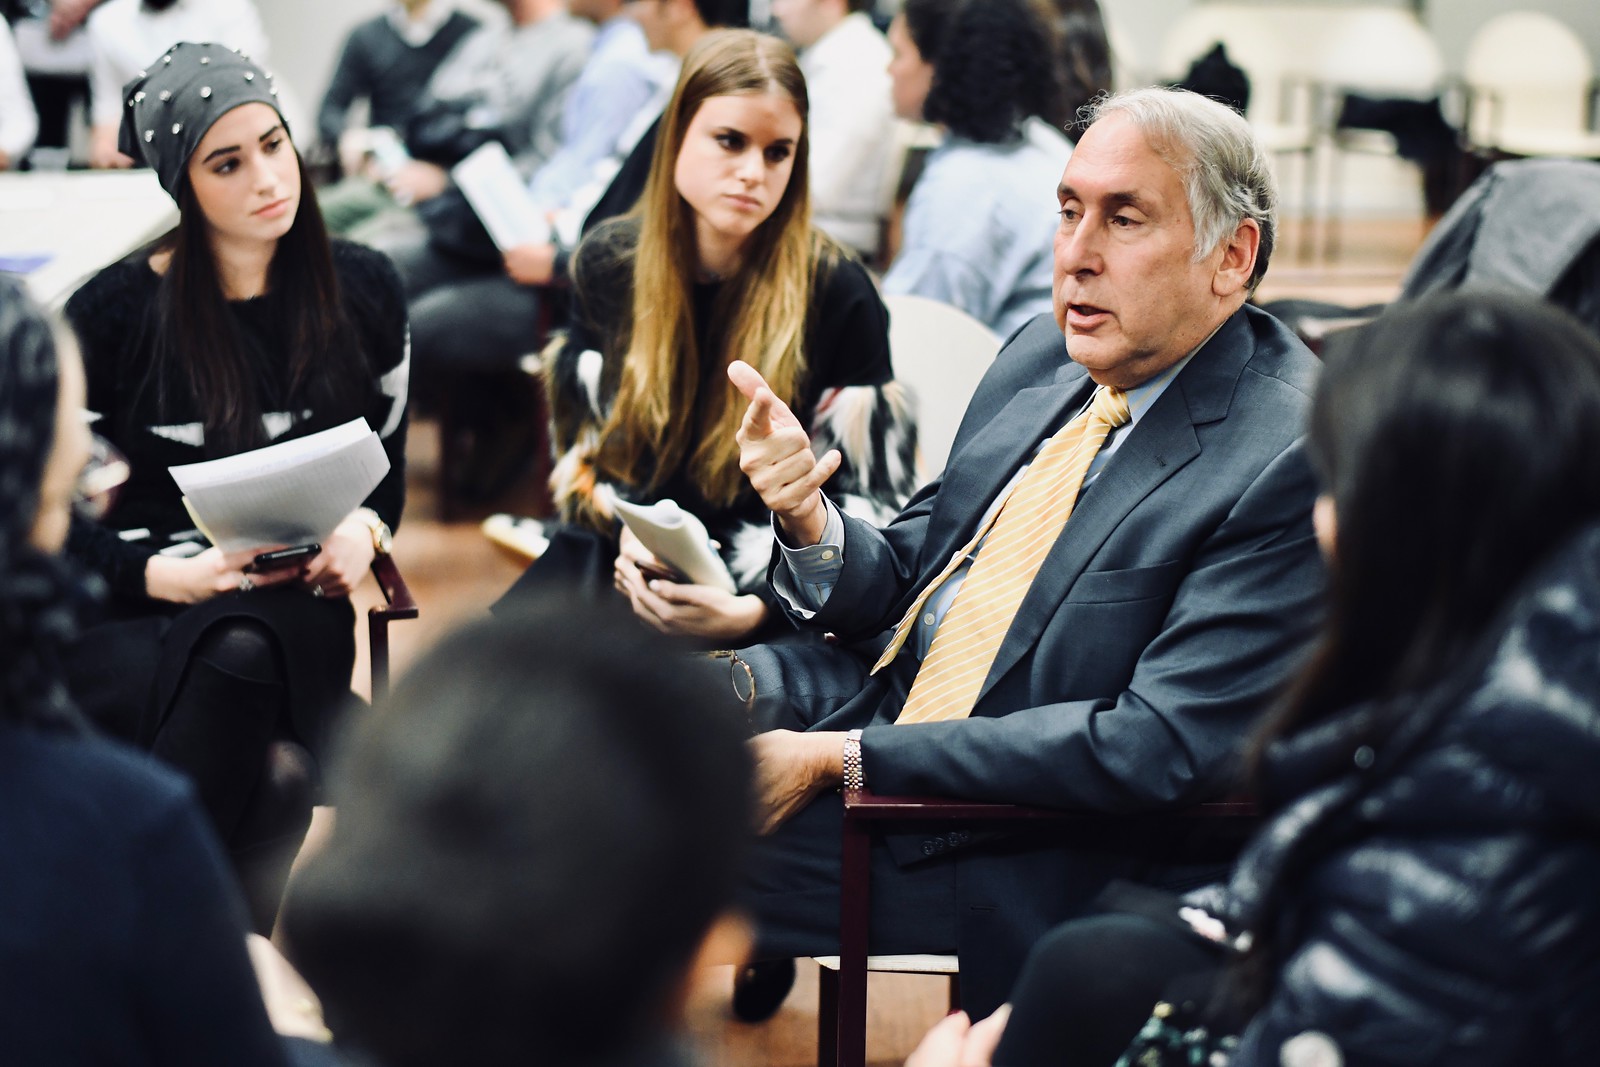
[1317, 8, 1446, 255]
[1462, 11, 1600, 160]
[1156, 6, 1319, 257]
[882, 294, 1001, 487]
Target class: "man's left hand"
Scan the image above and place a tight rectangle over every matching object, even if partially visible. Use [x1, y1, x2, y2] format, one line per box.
[503, 242, 556, 286]
[904, 1005, 1011, 1067]
[749, 730, 844, 835]
[384, 161, 450, 206]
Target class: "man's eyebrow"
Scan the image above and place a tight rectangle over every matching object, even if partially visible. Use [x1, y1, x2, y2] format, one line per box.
[1057, 185, 1154, 211]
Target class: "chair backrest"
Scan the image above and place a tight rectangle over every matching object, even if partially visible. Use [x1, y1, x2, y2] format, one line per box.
[1463, 11, 1595, 144]
[883, 294, 1002, 484]
[1318, 8, 1444, 97]
[1156, 5, 1294, 129]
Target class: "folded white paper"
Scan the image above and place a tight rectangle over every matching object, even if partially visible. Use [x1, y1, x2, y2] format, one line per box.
[451, 141, 551, 251]
[168, 418, 389, 552]
[611, 497, 736, 594]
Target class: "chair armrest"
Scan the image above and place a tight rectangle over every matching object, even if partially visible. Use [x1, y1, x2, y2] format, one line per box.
[367, 554, 418, 706]
[841, 788, 1256, 824]
[369, 553, 418, 621]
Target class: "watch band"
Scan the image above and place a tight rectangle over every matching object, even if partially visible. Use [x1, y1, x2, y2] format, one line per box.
[842, 728, 865, 792]
[352, 507, 393, 555]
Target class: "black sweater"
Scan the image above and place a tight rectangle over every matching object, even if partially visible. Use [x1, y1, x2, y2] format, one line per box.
[63, 240, 410, 601]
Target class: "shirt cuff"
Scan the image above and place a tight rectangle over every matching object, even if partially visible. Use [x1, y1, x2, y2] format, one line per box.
[771, 498, 845, 616]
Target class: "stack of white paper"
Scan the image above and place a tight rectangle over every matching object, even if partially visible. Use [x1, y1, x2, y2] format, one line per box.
[168, 418, 390, 552]
[451, 142, 552, 251]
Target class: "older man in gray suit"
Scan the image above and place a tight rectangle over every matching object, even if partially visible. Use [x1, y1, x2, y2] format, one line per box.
[713, 87, 1323, 1019]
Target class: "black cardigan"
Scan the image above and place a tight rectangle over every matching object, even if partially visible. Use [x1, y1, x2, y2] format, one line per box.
[63, 240, 409, 601]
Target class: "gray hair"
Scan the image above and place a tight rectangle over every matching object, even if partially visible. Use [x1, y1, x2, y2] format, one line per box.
[1083, 87, 1277, 291]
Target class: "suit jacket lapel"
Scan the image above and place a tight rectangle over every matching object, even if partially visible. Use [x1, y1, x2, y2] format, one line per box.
[975, 309, 1257, 705]
[916, 364, 1093, 595]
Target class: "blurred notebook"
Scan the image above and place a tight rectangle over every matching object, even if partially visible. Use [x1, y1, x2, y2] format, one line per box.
[451, 142, 551, 251]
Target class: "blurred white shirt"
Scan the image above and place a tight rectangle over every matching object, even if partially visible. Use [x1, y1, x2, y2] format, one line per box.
[0, 20, 39, 165]
[86, 0, 269, 127]
[798, 12, 895, 254]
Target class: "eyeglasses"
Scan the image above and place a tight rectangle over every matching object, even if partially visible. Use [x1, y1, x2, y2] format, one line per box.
[73, 433, 130, 522]
[706, 649, 755, 710]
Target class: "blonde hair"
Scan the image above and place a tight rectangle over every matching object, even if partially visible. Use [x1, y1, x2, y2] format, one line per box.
[596, 28, 825, 508]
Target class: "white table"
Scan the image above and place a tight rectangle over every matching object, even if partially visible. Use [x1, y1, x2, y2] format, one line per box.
[0, 170, 177, 309]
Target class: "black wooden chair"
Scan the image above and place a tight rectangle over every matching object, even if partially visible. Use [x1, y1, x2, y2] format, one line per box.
[816, 788, 1257, 1067]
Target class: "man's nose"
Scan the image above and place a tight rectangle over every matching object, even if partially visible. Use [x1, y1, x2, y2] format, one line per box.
[1056, 219, 1103, 275]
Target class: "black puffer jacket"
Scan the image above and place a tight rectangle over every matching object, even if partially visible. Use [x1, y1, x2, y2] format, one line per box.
[1212, 526, 1600, 1066]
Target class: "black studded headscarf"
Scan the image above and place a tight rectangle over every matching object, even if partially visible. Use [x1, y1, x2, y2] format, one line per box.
[0, 277, 93, 732]
[117, 41, 287, 200]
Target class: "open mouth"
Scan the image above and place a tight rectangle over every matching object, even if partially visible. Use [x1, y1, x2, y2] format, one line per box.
[1065, 303, 1110, 327]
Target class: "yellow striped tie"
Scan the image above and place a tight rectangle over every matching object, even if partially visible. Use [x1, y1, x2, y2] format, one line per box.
[884, 386, 1130, 724]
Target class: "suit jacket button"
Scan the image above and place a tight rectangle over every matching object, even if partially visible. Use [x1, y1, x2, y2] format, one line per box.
[921, 841, 938, 856]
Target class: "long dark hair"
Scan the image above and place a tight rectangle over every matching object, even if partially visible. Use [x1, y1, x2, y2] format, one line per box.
[0, 280, 90, 734]
[905, 0, 1063, 144]
[1251, 291, 1600, 780]
[150, 152, 369, 456]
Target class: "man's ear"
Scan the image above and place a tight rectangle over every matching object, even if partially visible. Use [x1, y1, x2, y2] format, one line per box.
[660, 911, 757, 1025]
[1211, 217, 1260, 298]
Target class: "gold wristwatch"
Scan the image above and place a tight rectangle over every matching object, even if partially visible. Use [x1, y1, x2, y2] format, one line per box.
[353, 507, 393, 556]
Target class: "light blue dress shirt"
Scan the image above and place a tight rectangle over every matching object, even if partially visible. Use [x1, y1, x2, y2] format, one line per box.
[523, 17, 671, 211]
[882, 117, 1072, 338]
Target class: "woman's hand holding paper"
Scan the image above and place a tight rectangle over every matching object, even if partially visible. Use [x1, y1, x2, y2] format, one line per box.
[300, 515, 376, 599]
[613, 526, 768, 641]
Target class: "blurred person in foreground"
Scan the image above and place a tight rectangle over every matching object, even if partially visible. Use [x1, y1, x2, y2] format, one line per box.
[0, 276, 336, 1067]
[283, 602, 757, 1067]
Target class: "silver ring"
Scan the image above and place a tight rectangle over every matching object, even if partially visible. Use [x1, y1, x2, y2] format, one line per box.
[238, 574, 254, 593]
[310, 584, 324, 598]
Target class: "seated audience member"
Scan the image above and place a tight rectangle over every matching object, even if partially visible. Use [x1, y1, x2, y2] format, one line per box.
[469, 0, 750, 294]
[385, 0, 671, 488]
[318, 0, 591, 242]
[982, 291, 1600, 1067]
[61, 44, 409, 934]
[408, 0, 746, 502]
[282, 602, 755, 1067]
[0, 276, 338, 1067]
[84, 0, 268, 168]
[723, 86, 1322, 1021]
[315, 0, 480, 162]
[881, 0, 1071, 336]
[0, 16, 39, 168]
[494, 29, 917, 647]
[770, 0, 896, 257]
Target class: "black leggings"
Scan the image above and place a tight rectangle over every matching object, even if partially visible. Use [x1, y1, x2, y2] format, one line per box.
[151, 620, 315, 933]
[993, 914, 1224, 1067]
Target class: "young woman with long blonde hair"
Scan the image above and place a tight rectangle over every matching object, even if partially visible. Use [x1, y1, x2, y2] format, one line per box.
[501, 28, 916, 645]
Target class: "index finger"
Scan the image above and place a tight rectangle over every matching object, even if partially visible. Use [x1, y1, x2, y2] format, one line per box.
[727, 359, 771, 402]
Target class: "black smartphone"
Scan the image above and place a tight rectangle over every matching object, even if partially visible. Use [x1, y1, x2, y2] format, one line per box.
[247, 543, 320, 573]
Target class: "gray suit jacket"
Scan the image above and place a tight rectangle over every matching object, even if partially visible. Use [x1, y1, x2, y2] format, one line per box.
[746, 304, 1324, 1008]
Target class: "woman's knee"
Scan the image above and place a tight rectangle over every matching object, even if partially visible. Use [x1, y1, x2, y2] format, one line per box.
[193, 618, 281, 683]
